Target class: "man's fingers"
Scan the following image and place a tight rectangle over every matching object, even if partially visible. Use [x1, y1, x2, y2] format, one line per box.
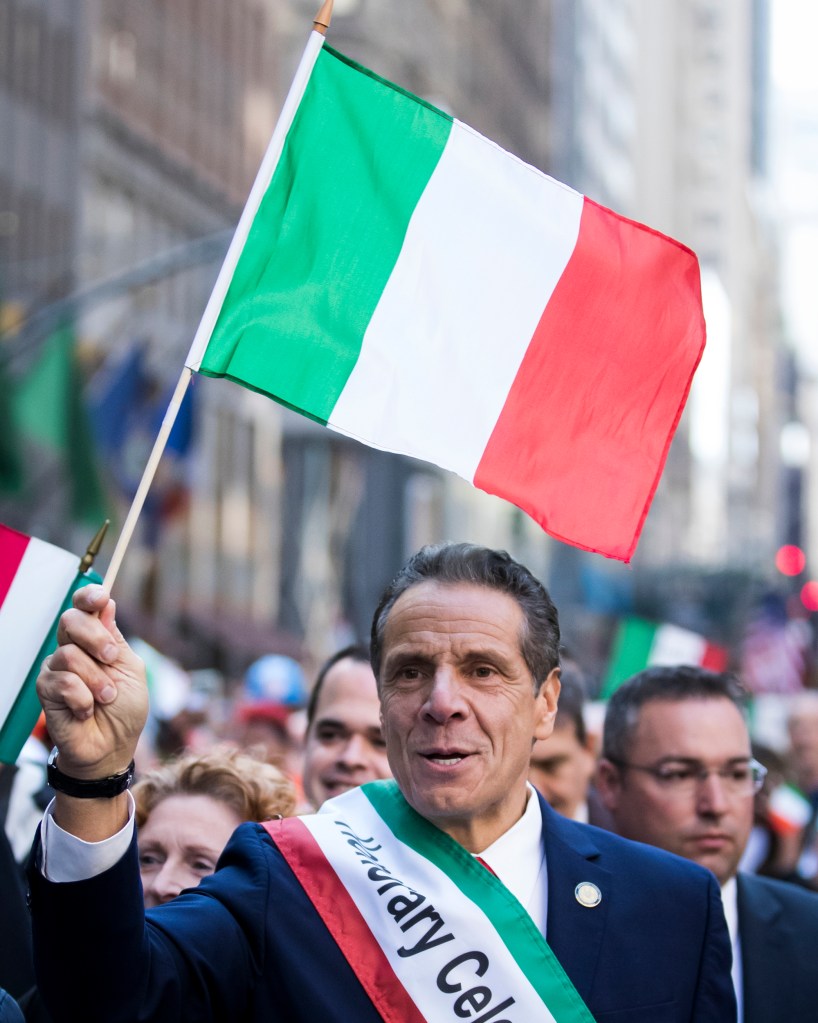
[44, 646, 119, 707]
[57, 607, 119, 665]
[38, 667, 97, 721]
[99, 597, 123, 644]
[72, 583, 110, 613]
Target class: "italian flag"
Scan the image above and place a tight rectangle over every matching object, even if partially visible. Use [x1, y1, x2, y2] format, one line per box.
[602, 616, 728, 697]
[186, 32, 706, 562]
[767, 783, 812, 837]
[0, 524, 79, 764]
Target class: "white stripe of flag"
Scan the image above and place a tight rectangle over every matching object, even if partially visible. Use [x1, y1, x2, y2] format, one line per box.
[0, 525, 78, 734]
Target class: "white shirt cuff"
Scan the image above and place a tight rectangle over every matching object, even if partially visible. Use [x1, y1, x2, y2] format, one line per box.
[40, 793, 136, 883]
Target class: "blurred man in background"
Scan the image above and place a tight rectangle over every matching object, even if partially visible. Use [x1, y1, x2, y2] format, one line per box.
[770, 692, 818, 888]
[528, 662, 611, 827]
[301, 645, 391, 808]
[597, 665, 818, 1023]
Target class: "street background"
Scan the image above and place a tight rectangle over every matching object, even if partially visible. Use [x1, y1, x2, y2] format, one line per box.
[2, 0, 817, 744]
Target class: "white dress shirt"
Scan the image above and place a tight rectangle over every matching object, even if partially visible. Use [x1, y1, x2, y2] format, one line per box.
[721, 876, 743, 1023]
[40, 793, 136, 882]
[472, 783, 548, 934]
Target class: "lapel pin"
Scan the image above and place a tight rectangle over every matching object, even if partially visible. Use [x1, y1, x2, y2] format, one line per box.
[574, 882, 602, 908]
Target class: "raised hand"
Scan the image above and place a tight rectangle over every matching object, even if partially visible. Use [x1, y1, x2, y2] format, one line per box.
[37, 584, 149, 782]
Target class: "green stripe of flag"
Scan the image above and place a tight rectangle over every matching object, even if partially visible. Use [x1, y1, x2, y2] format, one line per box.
[362, 780, 595, 1023]
[198, 46, 453, 422]
[0, 569, 101, 765]
[600, 616, 657, 698]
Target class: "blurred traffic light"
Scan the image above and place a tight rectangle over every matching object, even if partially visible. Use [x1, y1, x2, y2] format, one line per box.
[775, 544, 806, 576]
[801, 581, 818, 613]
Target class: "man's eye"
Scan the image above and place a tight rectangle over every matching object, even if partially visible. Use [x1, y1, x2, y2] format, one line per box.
[473, 666, 495, 679]
[729, 766, 751, 782]
[316, 727, 343, 742]
[659, 767, 695, 783]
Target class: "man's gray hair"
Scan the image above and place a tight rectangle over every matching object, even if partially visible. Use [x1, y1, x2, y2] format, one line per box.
[602, 664, 750, 763]
[370, 542, 560, 690]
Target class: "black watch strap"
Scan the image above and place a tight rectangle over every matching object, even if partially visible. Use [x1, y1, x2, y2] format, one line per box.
[47, 747, 135, 799]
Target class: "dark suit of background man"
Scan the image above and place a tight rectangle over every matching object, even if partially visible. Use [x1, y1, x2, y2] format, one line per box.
[30, 543, 735, 1021]
[597, 665, 818, 1023]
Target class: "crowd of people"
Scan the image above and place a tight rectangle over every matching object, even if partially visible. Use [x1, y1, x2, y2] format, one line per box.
[1, 541, 818, 1021]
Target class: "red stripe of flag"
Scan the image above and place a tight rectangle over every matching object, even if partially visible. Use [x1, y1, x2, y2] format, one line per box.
[474, 197, 705, 562]
[0, 526, 31, 607]
[265, 818, 426, 1023]
[701, 643, 728, 671]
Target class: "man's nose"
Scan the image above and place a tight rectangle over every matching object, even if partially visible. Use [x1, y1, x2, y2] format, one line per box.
[422, 669, 468, 722]
[337, 733, 369, 769]
[696, 771, 730, 816]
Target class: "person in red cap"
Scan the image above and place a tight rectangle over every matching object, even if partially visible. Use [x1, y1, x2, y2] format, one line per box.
[232, 654, 308, 783]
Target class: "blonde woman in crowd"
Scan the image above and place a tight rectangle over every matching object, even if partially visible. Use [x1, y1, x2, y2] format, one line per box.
[134, 748, 296, 907]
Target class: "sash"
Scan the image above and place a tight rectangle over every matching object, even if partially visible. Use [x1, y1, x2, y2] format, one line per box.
[265, 780, 594, 1023]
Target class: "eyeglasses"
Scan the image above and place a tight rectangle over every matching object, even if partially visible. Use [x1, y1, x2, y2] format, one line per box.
[608, 757, 768, 798]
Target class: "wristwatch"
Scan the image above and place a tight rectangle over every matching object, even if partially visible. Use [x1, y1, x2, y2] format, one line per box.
[47, 747, 135, 799]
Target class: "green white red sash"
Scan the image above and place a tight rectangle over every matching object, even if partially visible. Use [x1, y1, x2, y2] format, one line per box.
[265, 780, 593, 1023]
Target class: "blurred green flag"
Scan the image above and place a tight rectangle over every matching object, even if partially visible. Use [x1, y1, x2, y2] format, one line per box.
[0, 351, 23, 492]
[11, 323, 108, 524]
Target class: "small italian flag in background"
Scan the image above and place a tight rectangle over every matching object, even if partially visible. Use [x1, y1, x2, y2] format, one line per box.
[0, 524, 92, 764]
[602, 616, 728, 698]
[767, 783, 812, 837]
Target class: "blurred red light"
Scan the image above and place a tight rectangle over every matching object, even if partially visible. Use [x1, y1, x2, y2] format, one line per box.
[801, 581, 818, 612]
[776, 545, 806, 576]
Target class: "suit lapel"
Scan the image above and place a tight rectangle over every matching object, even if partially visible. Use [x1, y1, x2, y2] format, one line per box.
[737, 873, 784, 1023]
[539, 794, 611, 1001]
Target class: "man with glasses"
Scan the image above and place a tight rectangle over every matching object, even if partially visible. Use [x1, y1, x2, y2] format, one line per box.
[596, 665, 818, 1023]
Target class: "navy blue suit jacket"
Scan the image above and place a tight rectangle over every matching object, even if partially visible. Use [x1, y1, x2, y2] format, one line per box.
[738, 872, 818, 1023]
[29, 794, 735, 1022]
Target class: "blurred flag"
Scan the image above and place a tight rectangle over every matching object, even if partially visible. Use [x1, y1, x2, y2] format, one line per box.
[602, 616, 728, 698]
[767, 783, 812, 838]
[87, 343, 146, 466]
[0, 523, 99, 764]
[0, 351, 23, 492]
[184, 34, 705, 563]
[89, 342, 195, 492]
[12, 323, 108, 524]
[740, 595, 809, 695]
[88, 343, 195, 551]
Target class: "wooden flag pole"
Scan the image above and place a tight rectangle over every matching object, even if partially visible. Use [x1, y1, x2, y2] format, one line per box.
[102, 366, 192, 591]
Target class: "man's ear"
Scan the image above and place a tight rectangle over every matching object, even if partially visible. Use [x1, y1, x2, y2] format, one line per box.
[533, 667, 561, 741]
[595, 758, 623, 812]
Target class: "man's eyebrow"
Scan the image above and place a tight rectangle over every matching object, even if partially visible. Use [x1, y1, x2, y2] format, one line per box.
[313, 717, 349, 730]
[382, 650, 435, 670]
[532, 753, 571, 765]
[655, 756, 752, 766]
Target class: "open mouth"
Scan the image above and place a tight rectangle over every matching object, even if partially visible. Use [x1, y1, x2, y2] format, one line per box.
[421, 751, 470, 766]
